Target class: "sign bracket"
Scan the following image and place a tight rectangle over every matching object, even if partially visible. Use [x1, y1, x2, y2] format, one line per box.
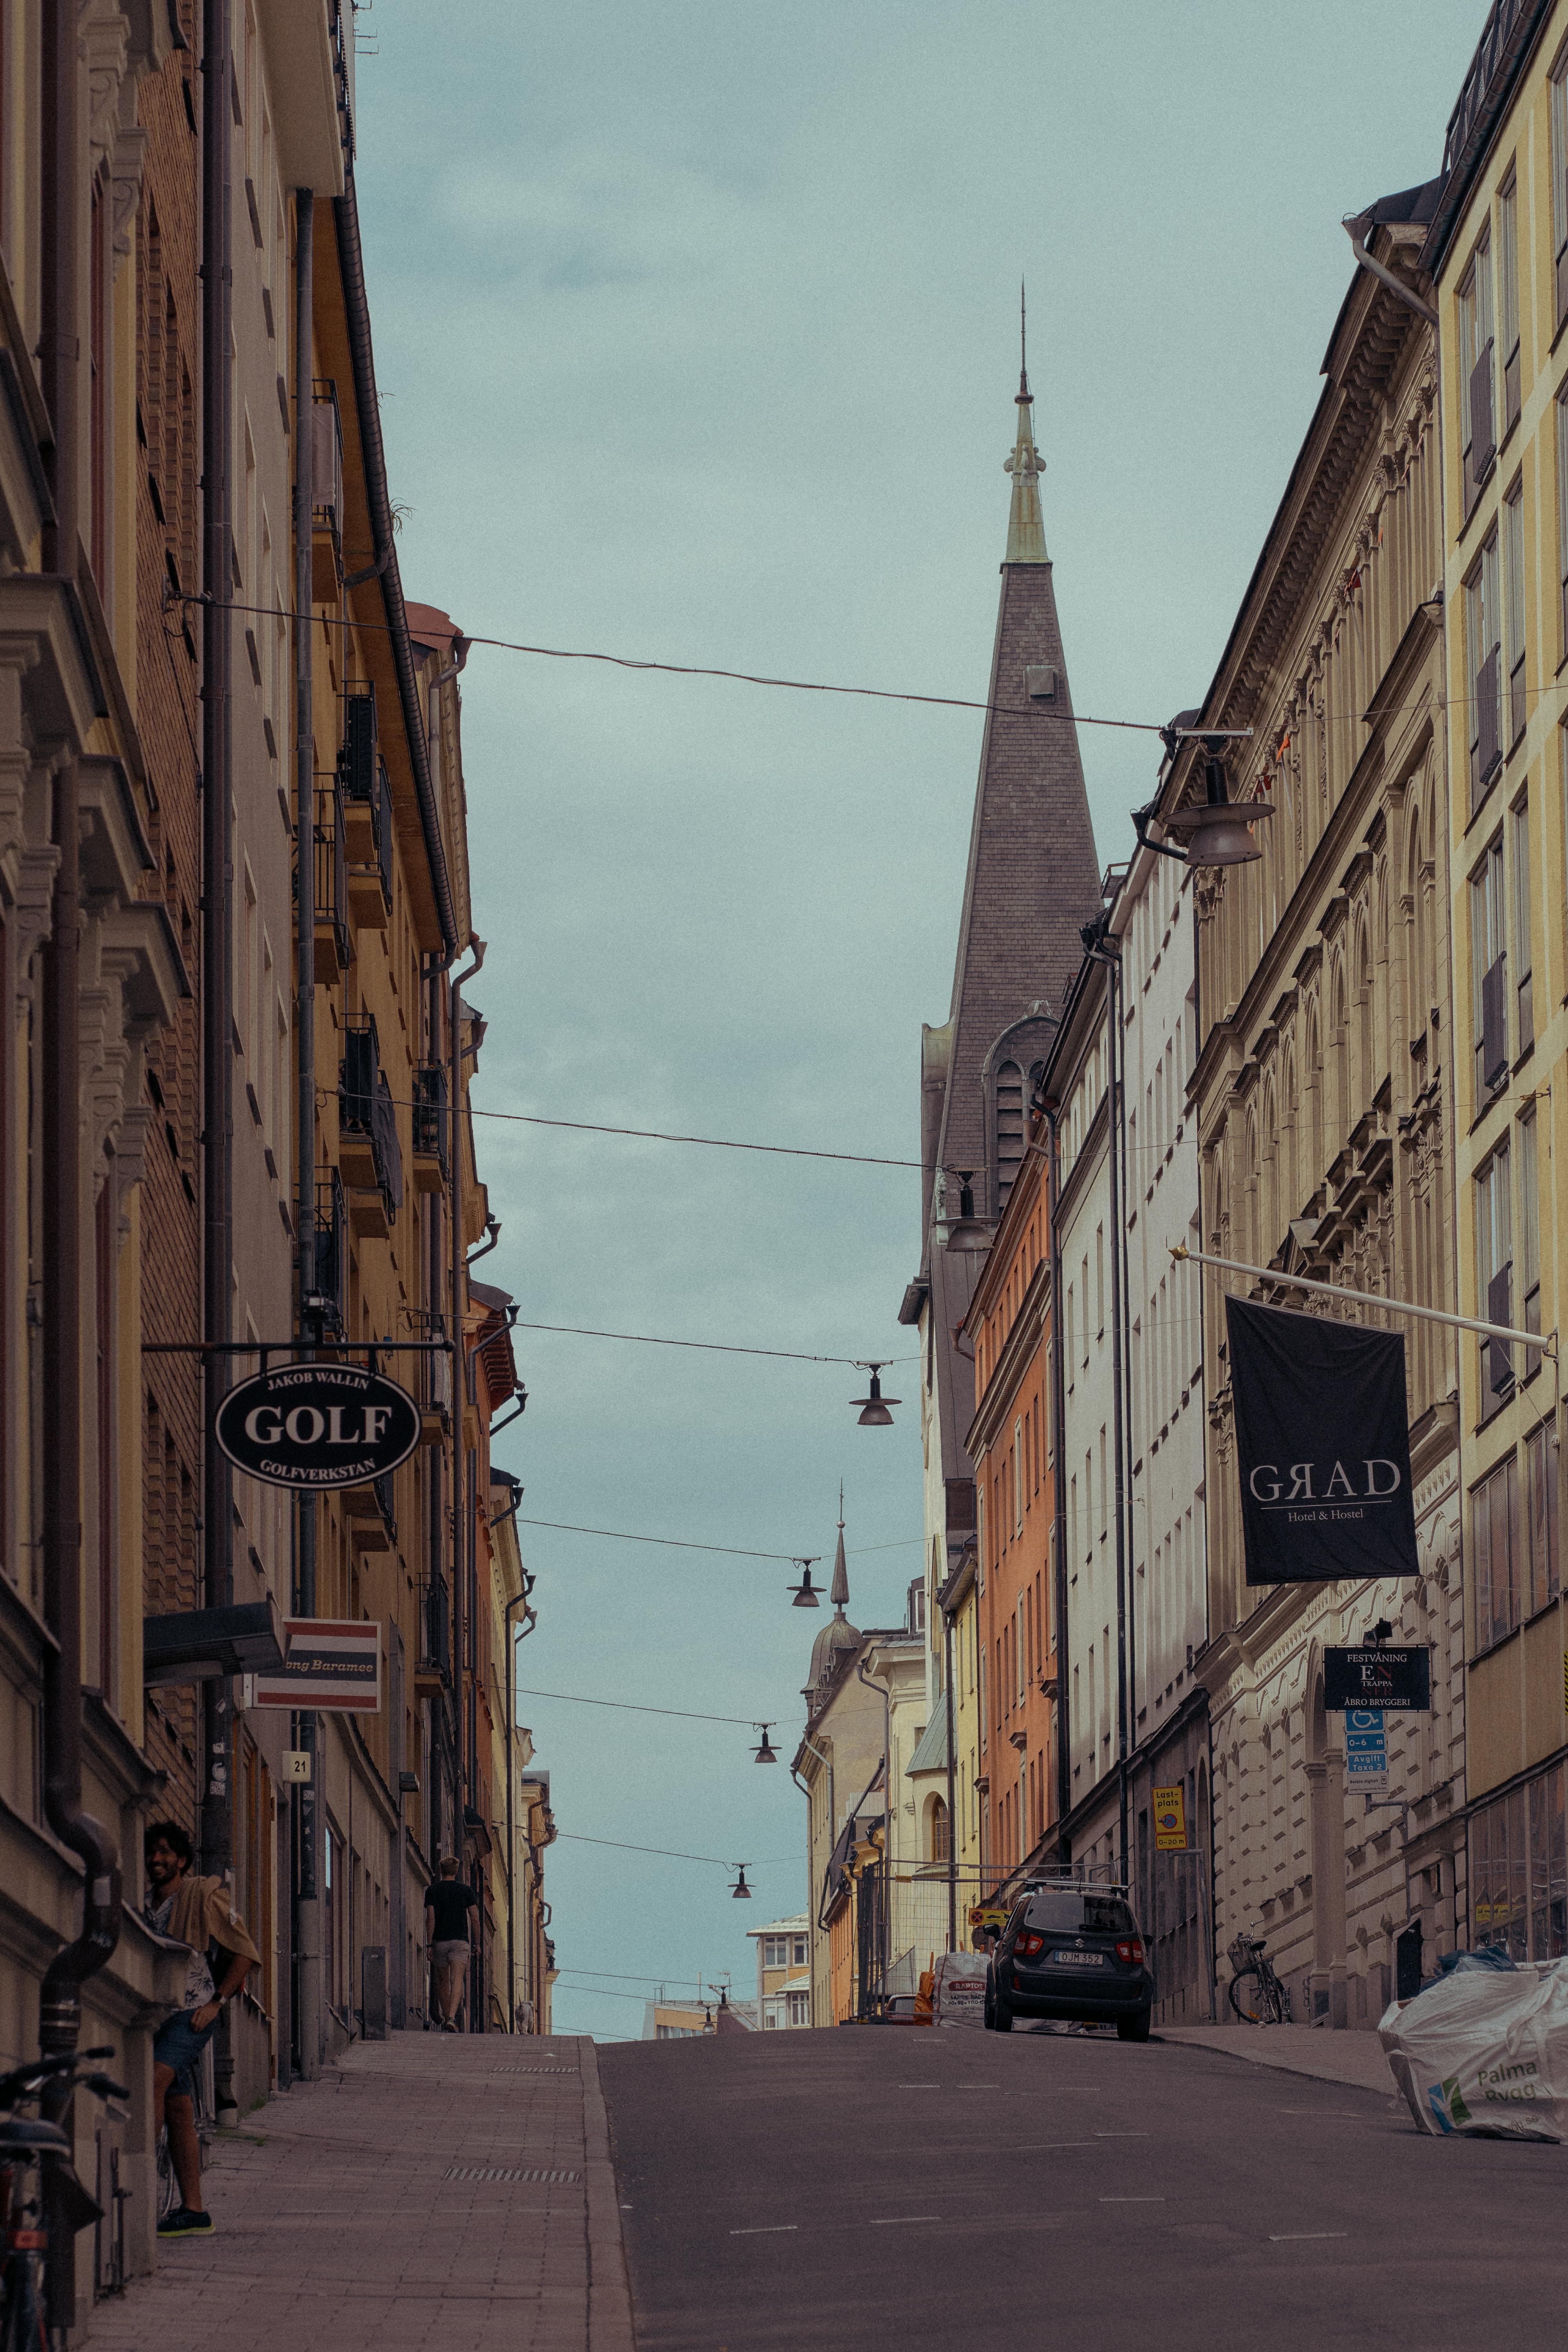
[1169, 1240, 1557, 1365]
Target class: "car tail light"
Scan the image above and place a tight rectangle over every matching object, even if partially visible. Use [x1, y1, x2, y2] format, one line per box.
[1014, 1929, 1046, 1960]
[1114, 1938, 1145, 1965]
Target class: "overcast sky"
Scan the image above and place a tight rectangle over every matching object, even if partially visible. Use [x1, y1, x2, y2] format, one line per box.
[356, 0, 1486, 2033]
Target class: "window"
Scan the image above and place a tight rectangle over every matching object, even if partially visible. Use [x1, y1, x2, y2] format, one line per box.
[930, 1797, 950, 1863]
[1472, 1449, 1519, 1651]
[1512, 797, 1533, 1053]
[1558, 386, 1568, 663]
[1475, 1143, 1513, 1408]
[1013, 1420, 1024, 1535]
[787, 1990, 810, 2027]
[1458, 232, 1495, 510]
[1467, 533, 1501, 806]
[792, 1935, 807, 1967]
[1472, 834, 1506, 1100]
[1500, 172, 1521, 436]
[762, 1936, 789, 1969]
[1504, 480, 1526, 749]
[1526, 1419, 1559, 1617]
[1472, 1768, 1566, 1958]
[1520, 1109, 1541, 1345]
[1554, 53, 1568, 330]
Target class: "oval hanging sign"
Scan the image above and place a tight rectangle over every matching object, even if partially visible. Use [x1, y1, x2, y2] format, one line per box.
[214, 1362, 422, 1490]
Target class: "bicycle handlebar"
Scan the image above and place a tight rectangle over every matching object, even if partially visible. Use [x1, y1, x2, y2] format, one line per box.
[0, 2047, 119, 2107]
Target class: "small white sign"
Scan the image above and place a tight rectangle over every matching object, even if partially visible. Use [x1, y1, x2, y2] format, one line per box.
[284, 1749, 313, 1783]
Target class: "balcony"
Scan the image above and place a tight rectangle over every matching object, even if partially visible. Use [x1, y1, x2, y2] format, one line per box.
[417, 1570, 452, 1694]
[345, 1468, 396, 1553]
[339, 1016, 403, 1237]
[408, 1309, 452, 1436]
[412, 1064, 448, 1190]
[306, 1170, 346, 1335]
[312, 784, 351, 983]
[339, 694, 394, 928]
[312, 385, 344, 600]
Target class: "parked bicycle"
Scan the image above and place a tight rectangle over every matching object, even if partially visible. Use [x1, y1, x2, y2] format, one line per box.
[1227, 1929, 1292, 2025]
[0, 2047, 127, 2350]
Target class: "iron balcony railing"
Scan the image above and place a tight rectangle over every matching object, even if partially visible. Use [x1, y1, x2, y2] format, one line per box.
[308, 1169, 346, 1334]
[341, 1014, 404, 1216]
[313, 783, 351, 977]
[412, 1064, 449, 1176]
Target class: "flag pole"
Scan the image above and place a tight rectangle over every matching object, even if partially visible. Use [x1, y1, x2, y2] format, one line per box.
[1167, 1241, 1557, 1365]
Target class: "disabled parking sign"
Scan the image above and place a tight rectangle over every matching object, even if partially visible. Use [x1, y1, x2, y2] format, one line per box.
[1345, 1708, 1388, 1797]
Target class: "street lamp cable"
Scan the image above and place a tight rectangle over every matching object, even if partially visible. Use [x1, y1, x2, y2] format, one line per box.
[511, 1515, 921, 1561]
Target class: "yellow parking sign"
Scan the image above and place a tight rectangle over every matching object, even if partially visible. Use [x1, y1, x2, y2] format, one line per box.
[1153, 1785, 1188, 1851]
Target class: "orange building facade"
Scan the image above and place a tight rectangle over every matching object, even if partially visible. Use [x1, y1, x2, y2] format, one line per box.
[964, 1115, 1058, 1896]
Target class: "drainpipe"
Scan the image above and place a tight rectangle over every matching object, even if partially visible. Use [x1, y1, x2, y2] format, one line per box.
[38, 4, 121, 2327]
[942, 1583, 959, 1955]
[1343, 213, 1438, 330]
[450, 935, 485, 1872]
[292, 185, 321, 2082]
[1044, 1102, 1071, 1855]
[792, 1731, 833, 2022]
[855, 1651, 893, 2007]
[200, 0, 237, 2121]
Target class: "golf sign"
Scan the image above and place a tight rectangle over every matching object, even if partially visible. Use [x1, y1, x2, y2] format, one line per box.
[214, 1362, 421, 1491]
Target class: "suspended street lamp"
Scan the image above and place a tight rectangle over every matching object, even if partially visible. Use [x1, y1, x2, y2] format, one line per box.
[944, 1171, 993, 1254]
[731, 1865, 752, 1899]
[1134, 729, 1272, 869]
[850, 1363, 900, 1427]
[788, 1557, 822, 1607]
[753, 1724, 778, 1764]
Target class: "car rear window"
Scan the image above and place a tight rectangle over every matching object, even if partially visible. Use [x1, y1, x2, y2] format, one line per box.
[1024, 1891, 1137, 1936]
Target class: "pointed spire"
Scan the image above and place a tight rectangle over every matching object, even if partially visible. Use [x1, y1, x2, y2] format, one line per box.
[830, 1483, 849, 1612]
[1003, 281, 1047, 564]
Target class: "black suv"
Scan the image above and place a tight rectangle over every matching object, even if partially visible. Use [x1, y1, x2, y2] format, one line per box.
[985, 1884, 1154, 2040]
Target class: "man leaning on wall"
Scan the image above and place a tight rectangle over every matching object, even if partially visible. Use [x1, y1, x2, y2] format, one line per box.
[142, 1821, 260, 2237]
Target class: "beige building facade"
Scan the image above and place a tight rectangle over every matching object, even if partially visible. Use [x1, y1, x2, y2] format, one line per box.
[1175, 186, 1466, 2026]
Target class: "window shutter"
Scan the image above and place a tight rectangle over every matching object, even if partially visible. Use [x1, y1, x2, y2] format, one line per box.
[1481, 952, 1508, 1090]
[1470, 340, 1496, 485]
[1477, 646, 1501, 788]
[1488, 1263, 1513, 1394]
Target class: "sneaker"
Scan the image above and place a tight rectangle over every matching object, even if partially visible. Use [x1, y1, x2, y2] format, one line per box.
[158, 2207, 215, 2238]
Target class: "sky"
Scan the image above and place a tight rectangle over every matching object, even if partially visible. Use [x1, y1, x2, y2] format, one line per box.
[353, 0, 1488, 2035]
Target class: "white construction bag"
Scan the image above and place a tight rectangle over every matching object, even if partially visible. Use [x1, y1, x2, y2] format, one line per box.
[1380, 1958, 1568, 2141]
[932, 1952, 990, 2030]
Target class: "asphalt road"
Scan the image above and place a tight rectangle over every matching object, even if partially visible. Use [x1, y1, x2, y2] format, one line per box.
[599, 2024, 1568, 2351]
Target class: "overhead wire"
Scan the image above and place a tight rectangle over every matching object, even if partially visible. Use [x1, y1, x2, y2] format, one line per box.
[516, 1685, 772, 1729]
[513, 1516, 921, 1561]
[512, 1318, 916, 1368]
[552, 1833, 793, 1867]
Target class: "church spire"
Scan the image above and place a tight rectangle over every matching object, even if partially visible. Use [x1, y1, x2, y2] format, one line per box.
[1004, 281, 1047, 564]
[829, 1484, 849, 1612]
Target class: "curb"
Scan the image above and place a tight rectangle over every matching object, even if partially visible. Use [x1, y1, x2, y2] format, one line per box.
[1154, 2031, 1397, 2100]
[580, 2035, 637, 2350]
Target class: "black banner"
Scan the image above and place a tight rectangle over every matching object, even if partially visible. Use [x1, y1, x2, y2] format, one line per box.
[1324, 1646, 1432, 1711]
[1225, 1296, 1419, 1586]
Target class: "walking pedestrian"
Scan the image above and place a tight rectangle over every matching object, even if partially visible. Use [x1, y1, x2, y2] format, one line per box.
[143, 1820, 260, 2237]
[424, 1856, 480, 2031]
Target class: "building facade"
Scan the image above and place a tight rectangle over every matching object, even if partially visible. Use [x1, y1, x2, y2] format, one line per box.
[1177, 181, 1462, 2027]
[1424, 0, 1568, 1968]
[748, 1913, 811, 2029]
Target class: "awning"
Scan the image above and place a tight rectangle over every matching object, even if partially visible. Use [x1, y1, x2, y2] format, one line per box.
[142, 1599, 284, 1687]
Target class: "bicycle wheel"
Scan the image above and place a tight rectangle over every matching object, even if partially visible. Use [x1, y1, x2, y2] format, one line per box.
[0, 2252, 47, 2352]
[1228, 1967, 1267, 2024]
[1272, 1974, 1293, 2025]
[155, 2128, 178, 2221]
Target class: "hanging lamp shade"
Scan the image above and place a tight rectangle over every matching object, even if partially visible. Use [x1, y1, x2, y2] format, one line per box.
[788, 1558, 821, 1607]
[851, 1364, 900, 1427]
[753, 1724, 778, 1764]
[731, 1866, 752, 1899]
[1162, 752, 1272, 868]
[945, 1172, 993, 1254]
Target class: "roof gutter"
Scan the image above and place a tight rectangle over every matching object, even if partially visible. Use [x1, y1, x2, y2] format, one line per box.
[332, 178, 459, 960]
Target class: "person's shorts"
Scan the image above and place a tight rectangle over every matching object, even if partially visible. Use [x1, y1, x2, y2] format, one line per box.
[153, 2008, 217, 2100]
[433, 1939, 471, 1968]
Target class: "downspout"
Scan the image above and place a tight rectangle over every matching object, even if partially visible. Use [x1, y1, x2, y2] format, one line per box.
[493, 1469, 530, 2033]
[1045, 1103, 1071, 1855]
[331, 179, 457, 958]
[792, 1732, 833, 2022]
[855, 1651, 893, 2009]
[292, 186, 321, 2083]
[1343, 214, 1438, 330]
[450, 935, 485, 1875]
[1107, 951, 1129, 1891]
[200, 0, 236, 2066]
[38, 4, 121, 2325]
[942, 1585, 958, 1955]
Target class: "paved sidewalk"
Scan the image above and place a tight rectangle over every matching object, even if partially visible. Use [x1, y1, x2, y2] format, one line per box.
[1158, 2021, 1396, 2094]
[83, 2033, 632, 2352]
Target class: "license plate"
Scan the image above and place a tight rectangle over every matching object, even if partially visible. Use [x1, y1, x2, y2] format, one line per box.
[1053, 1950, 1105, 1967]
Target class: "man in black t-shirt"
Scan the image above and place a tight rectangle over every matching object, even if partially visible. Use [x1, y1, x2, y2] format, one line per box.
[424, 1856, 480, 2031]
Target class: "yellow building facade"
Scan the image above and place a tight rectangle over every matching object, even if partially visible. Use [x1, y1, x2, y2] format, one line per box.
[1427, 0, 1568, 1960]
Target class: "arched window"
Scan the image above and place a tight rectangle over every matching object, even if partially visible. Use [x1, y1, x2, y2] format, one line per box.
[995, 1060, 1025, 1205]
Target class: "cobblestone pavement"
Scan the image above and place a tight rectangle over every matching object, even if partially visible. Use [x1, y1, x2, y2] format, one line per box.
[83, 2033, 632, 2352]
